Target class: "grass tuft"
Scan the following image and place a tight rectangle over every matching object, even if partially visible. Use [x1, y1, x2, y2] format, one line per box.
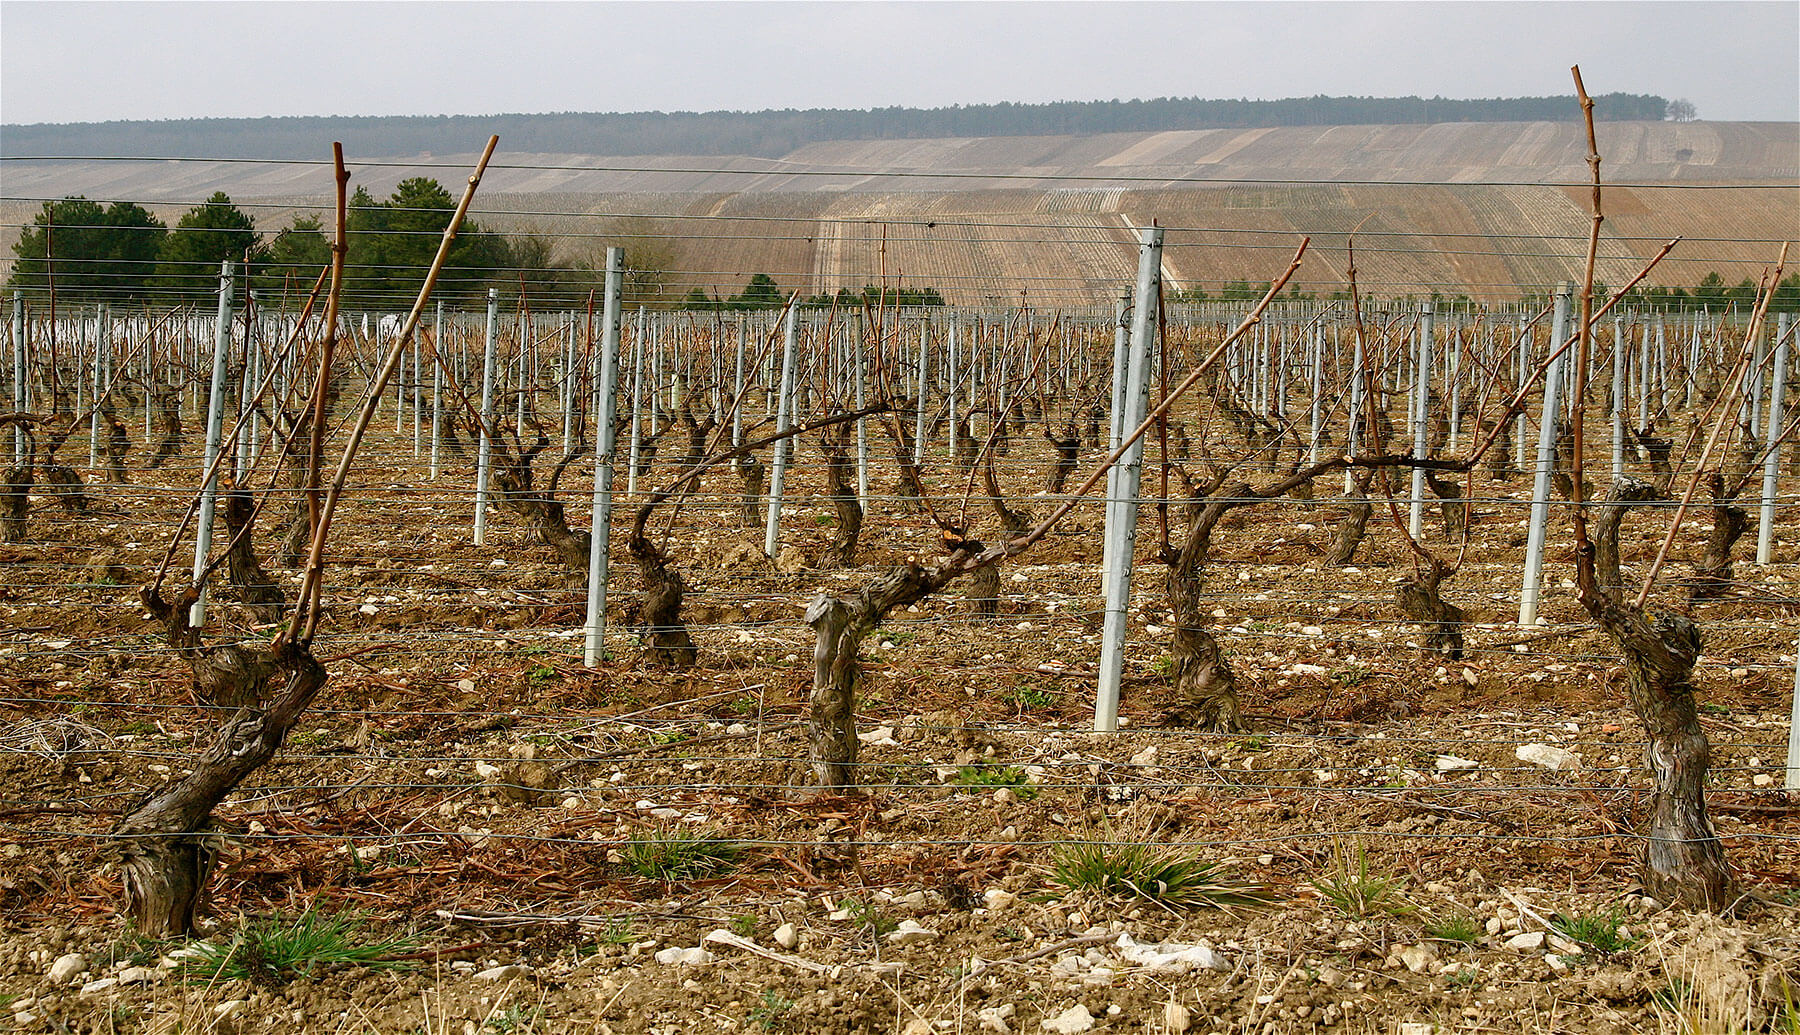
[1310, 839, 1415, 918]
[176, 910, 415, 985]
[1048, 840, 1274, 910]
[950, 764, 1037, 798]
[1423, 912, 1483, 945]
[1550, 903, 1639, 956]
[619, 827, 742, 881]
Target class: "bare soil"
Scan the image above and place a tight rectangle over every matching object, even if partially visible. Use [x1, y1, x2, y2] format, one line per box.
[3, 429, 1799, 1035]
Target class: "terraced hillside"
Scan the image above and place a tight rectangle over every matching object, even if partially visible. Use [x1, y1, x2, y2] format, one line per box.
[3, 120, 1793, 302]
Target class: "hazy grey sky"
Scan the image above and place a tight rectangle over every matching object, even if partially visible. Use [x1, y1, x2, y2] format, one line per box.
[3, 1, 1796, 125]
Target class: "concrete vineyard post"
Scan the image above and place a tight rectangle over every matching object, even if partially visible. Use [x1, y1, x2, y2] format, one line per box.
[1095, 226, 1163, 734]
[90, 305, 109, 470]
[1308, 323, 1323, 464]
[1758, 312, 1793, 566]
[947, 314, 960, 465]
[584, 249, 625, 667]
[10, 294, 24, 464]
[1515, 315, 1531, 474]
[1346, 322, 1364, 493]
[627, 310, 645, 496]
[1448, 312, 1462, 451]
[912, 321, 928, 468]
[1519, 283, 1571, 627]
[474, 288, 499, 546]
[765, 303, 799, 559]
[430, 302, 443, 480]
[1612, 314, 1627, 479]
[854, 317, 869, 501]
[1109, 290, 1131, 450]
[1409, 303, 1434, 540]
[190, 261, 236, 628]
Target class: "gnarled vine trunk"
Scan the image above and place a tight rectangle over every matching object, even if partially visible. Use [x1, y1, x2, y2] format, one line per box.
[818, 424, 862, 568]
[805, 556, 967, 789]
[1324, 470, 1374, 567]
[114, 585, 329, 936]
[1578, 476, 1734, 910]
[1687, 474, 1747, 601]
[220, 487, 286, 623]
[1159, 490, 1244, 731]
[1395, 557, 1465, 659]
[628, 533, 697, 669]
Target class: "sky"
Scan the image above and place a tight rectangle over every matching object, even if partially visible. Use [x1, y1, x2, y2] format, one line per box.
[1, 1, 1796, 126]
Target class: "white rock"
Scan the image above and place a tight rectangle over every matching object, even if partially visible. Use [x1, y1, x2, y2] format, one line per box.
[117, 966, 159, 985]
[79, 977, 118, 995]
[1435, 755, 1479, 772]
[1506, 931, 1545, 951]
[984, 889, 1017, 910]
[773, 922, 799, 949]
[1515, 744, 1582, 771]
[857, 725, 898, 746]
[653, 946, 714, 966]
[1302, 626, 1324, 637]
[476, 964, 528, 981]
[46, 953, 85, 984]
[213, 1000, 248, 1019]
[979, 1002, 1016, 1033]
[1397, 1024, 1439, 1035]
[1754, 773, 1776, 787]
[1400, 944, 1437, 974]
[474, 760, 503, 780]
[1114, 934, 1226, 974]
[886, 919, 939, 945]
[1040, 1004, 1096, 1033]
[1163, 1001, 1192, 1033]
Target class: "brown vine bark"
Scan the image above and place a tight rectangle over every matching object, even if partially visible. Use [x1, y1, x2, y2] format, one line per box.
[0, 462, 29, 544]
[1042, 425, 1080, 495]
[1576, 476, 1734, 910]
[1687, 473, 1747, 600]
[489, 440, 593, 575]
[1424, 468, 1466, 537]
[627, 532, 697, 669]
[112, 585, 326, 938]
[805, 552, 970, 789]
[101, 409, 132, 484]
[146, 386, 182, 470]
[1158, 488, 1245, 732]
[1324, 469, 1374, 567]
[1395, 556, 1465, 659]
[818, 423, 862, 568]
[735, 452, 766, 528]
[220, 486, 286, 624]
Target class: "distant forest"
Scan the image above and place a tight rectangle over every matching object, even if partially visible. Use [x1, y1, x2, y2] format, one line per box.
[1, 93, 1675, 160]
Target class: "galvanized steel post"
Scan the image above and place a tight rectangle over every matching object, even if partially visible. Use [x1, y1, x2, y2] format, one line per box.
[1095, 227, 1163, 733]
[1519, 284, 1572, 627]
[584, 249, 626, 666]
[190, 261, 235, 628]
[473, 288, 499, 546]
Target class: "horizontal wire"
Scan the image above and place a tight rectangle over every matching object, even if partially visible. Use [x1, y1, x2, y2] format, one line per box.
[3, 153, 1789, 191]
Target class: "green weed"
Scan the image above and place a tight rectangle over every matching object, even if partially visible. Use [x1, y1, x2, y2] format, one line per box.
[1310, 839, 1414, 918]
[1048, 841, 1274, 910]
[618, 828, 741, 881]
[176, 910, 416, 985]
[950, 764, 1037, 798]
